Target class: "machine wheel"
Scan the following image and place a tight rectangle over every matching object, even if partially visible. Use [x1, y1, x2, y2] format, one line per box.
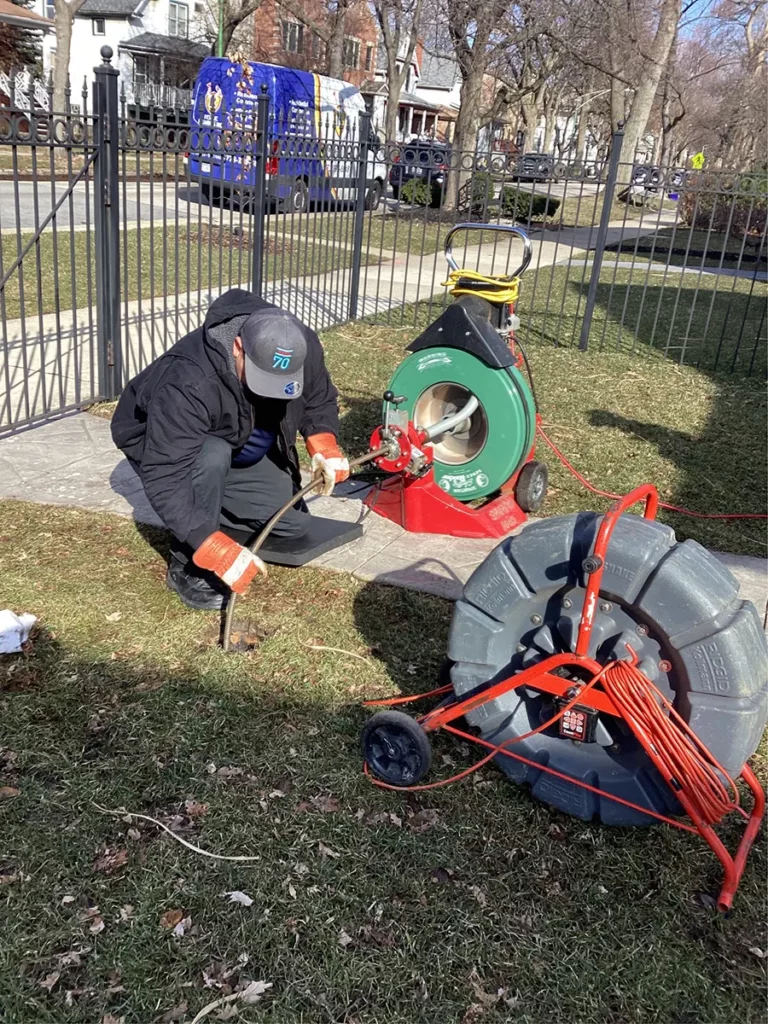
[365, 180, 383, 211]
[447, 513, 768, 825]
[515, 460, 548, 512]
[362, 711, 432, 786]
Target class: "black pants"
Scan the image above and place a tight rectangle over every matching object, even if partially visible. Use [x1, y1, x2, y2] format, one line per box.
[173, 437, 308, 560]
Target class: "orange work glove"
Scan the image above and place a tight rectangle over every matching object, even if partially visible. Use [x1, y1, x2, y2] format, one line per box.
[192, 531, 267, 595]
[306, 432, 350, 496]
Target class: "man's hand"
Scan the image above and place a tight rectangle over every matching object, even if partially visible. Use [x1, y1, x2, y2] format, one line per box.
[306, 433, 349, 496]
[192, 531, 267, 594]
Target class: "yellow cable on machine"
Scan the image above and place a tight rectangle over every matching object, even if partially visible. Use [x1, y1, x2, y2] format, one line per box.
[441, 268, 520, 305]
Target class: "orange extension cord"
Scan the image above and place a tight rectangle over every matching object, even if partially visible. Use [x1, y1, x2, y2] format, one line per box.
[536, 424, 768, 521]
[365, 654, 745, 831]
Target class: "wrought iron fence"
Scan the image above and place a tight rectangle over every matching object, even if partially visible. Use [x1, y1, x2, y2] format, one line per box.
[0, 48, 766, 436]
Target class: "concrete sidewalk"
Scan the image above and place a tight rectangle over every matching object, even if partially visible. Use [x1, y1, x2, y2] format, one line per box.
[0, 413, 765, 617]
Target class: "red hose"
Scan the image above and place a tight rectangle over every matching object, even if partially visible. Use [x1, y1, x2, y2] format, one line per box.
[536, 424, 768, 521]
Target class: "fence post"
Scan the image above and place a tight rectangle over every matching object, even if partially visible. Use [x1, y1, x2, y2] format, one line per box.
[348, 110, 371, 321]
[92, 45, 121, 398]
[578, 122, 624, 352]
[250, 85, 269, 298]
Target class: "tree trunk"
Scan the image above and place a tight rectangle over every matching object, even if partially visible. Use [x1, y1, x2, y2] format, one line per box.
[542, 111, 555, 154]
[52, 2, 74, 113]
[575, 104, 588, 162]
[443, 68, 483, 212]
[617, 0, 681, 181]
[326, 0, 349, 80]
[520, 94, 538, 151]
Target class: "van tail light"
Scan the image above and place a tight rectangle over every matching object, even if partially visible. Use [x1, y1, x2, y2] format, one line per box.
[266, 157, 279, 175]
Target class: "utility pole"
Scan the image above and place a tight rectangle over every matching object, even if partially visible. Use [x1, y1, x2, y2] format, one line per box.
[217, 0, 224, 56]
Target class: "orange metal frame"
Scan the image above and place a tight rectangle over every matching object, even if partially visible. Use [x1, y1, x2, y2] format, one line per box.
[414, 485, 765, 912]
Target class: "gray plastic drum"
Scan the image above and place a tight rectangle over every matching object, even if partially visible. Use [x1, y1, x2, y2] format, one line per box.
[447, 512, 768, 825]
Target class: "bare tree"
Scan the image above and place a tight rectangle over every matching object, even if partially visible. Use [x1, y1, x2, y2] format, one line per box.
[276, 0, 354, 79]
[373, 0, 424, 142]
[52, 0, 87, 112]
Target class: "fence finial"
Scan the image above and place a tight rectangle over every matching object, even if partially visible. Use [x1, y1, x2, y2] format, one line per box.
[100, 45, 114, 65]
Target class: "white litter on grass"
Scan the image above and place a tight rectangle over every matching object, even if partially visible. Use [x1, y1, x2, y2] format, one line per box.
[221, 890, 254, 907]
[0, 610, 36, 653]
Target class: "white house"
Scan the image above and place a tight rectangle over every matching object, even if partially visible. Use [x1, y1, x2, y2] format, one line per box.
[363, 42, 460, 142]
[36, 0, 210, 110]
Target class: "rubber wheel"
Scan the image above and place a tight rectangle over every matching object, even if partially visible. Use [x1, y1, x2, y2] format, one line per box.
[362, 711, 432, 786]
[515, 460, 548, 512]
[285, 178, 308, 214]
[447, 513, 768, 825]
[365, 180, 383, 211]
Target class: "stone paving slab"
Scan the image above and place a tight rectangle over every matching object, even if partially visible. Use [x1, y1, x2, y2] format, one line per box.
[0, 413, 765, 619]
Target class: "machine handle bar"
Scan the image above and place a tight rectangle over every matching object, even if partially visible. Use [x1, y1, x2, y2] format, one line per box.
[444, 222, 533, 280]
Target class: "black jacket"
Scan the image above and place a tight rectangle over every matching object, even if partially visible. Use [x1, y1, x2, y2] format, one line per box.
[111, 289, 339, 548]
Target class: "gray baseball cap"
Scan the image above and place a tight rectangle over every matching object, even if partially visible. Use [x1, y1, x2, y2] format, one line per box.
[239, 308, 307, 399]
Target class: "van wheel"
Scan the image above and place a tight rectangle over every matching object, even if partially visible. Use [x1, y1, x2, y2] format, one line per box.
[365, 180, 383, 211]
[285, 178, 309, 214]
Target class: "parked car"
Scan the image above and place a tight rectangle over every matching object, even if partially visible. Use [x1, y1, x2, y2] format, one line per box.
[514, 152, 555, 182]
[389, 138, 452, 206]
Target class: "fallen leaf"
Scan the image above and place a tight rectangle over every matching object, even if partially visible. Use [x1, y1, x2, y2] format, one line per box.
[696, 892, 718, 910]
[222, 890, 253, 907]
[317, 842, 340, 859]
[461, 1005, 488, 1024]
[469, 969, 503, 1008]
[184, 799, 209, 818]
[159, 908, 184, 930]
[173, 915, 192, 937]
[102, 1015, 126, 1024]
[749, 946, 767, 958]
[89, 916, 106, 935]
[338, 928, 354, 948]
[105, 612, 122, 622]
[215, 1006, 239, 1021]
[119, 904, 134, 923]
[92, 847, 128, 875]
[239, 979, 272, 1004]
[61, 895, 76, 906]
[408, 808, 441, 832]
[56, 946, 90, 968]
[215, 766, 244, 779]
[310, 794, 341, 813]
[157, 1001, 188, 1023]
[389, 812, 403, 827]
[39, 971, 60, 992]
[0, 786, 20, 799]
[469, 885, 487, 907]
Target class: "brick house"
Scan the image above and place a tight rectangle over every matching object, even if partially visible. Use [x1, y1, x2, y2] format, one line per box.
[251, 0, 378, 89]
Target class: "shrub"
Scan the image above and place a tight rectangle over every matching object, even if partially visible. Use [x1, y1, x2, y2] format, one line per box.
[679, 173, 767, 240]
[501, 187, 561, 221]
[469, 171, 494, 215]
[400, 178, 432, 207]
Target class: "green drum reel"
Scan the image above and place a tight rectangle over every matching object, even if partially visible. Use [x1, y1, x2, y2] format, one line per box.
[385, 345, 537, 501]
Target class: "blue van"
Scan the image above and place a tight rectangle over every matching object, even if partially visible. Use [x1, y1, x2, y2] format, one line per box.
[188, 57, 386, 212]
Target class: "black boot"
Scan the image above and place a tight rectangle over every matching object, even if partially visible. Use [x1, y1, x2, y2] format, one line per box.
[166, 543, 229, 611]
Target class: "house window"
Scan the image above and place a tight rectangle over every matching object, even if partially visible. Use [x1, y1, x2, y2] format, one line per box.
[46, 0, 55, 17]
[133, 55, 149, 88]
[281, 19, 303, 53]
[169, 1, 188, 38]
[342, 37, 360, 69]
[93, 17, 105, 34]
[364, 42, 373, 71]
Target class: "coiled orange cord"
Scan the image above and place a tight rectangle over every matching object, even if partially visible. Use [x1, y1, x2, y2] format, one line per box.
[600, 657, 746, 825]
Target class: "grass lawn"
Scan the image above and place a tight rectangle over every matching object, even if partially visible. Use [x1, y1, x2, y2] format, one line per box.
[1, 500, 767, 1024]
[0, 224, 375, 321]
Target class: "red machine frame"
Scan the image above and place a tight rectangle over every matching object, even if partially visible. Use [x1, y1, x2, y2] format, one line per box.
[366, 485, 765, 912]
